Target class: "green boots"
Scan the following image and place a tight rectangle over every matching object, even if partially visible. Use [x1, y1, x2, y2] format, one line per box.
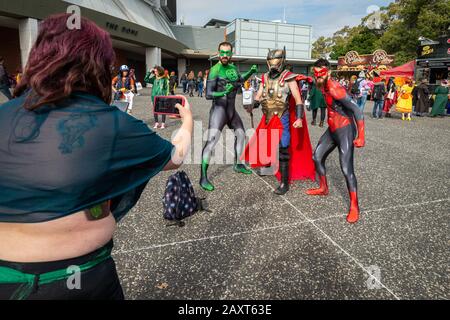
[200, 160, 215, 191]
[233, 163, 252, 175]
[200, 161, 252, 192]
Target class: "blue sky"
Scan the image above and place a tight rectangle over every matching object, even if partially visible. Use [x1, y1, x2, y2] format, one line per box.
[177, 0, 393, 39]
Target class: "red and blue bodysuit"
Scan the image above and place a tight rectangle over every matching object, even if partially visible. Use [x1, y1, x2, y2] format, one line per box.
[307, 66, 365, 223]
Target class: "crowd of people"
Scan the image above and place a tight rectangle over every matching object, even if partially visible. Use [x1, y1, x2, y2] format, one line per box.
[335, 71, 450, 120]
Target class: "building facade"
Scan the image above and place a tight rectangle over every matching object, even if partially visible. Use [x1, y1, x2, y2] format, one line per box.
[0, 0, 183, 82]
[224, 19, 317, 75]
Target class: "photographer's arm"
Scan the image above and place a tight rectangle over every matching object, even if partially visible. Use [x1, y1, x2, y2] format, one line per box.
[163, 101, 193, 171]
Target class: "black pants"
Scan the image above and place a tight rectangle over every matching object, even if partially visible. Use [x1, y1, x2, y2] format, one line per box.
[154, 114, 167, 123]
[202, 104, 246, 164]
[189, 85, 195, 97]
[312, 108, 326, 123]
[312, 125, 357, 192]
[0, 240, 124, 300]
[0, 86, 12, 100]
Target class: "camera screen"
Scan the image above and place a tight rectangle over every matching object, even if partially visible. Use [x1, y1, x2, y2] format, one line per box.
[155, 97, 183, 115]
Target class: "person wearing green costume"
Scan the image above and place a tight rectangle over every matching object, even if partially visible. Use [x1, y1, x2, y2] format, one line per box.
[144, 66, 170, 129]
[308, 81, 327, 127]
[200, 42, 258, 191]
[430, 80, 449, 117]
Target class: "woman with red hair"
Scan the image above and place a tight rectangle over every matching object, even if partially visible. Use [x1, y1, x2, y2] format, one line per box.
[0, 14, 193, 300]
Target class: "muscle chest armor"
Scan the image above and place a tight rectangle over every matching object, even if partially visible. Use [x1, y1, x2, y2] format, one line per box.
[261, 71, 296, 121]
[323, 90, 353, 132]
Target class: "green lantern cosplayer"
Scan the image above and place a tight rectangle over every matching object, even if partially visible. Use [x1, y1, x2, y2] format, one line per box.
[200, 42, 258, 191]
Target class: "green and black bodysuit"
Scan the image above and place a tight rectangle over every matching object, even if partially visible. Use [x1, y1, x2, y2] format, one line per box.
[200, 61, 257, 191]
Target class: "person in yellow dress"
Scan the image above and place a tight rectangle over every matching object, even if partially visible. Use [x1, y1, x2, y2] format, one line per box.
[396, 78, 414, 121]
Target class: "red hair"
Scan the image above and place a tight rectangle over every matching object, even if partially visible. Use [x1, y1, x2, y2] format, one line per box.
[15, 14, 115, 110]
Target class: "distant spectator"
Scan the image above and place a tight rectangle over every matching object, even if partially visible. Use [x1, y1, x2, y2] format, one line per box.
[414, 78, 430, 116]
[308, 81, 327, 127]
[301, 80, 309, 102]
[0, 57, 13, 100]
[411, 80, 418, 113]
[348, 75, 358, 101]
[251, 75, 259, 91]
[197, 71, 204, 97]
[112, 65, 135, 113]
[187, 71, 195, 97]
[396, 78, 414, 121]
[180, 73, 188, 93]
[169, 71, 178, 95]
[352, 72, 371, 111]
[383, 77, 397, 118]
[371, 74, 386, 119]
[430, 79, 449, 117]
[129, 68, 138, 95]
[145, 65, 169, 129]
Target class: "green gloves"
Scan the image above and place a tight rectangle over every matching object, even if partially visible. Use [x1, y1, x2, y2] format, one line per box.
[225, 83, 235, 95]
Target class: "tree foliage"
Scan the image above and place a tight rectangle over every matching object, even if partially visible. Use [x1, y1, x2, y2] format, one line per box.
[312, 0, 450, 65]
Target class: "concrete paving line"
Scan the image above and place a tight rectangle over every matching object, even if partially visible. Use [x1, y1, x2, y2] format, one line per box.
[113, 198, 449, 256]
[113, 213, 341, 255]
[219, 141, 402, 300]
[362, 198, 450, 214]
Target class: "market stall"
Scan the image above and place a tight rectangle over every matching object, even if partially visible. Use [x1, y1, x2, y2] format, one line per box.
[335, 49, 395, 79]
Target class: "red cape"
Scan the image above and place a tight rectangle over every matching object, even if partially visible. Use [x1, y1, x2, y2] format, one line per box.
[241, 94, 316, 183]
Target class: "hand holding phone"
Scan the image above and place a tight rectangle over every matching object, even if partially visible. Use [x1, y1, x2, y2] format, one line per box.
[175, 98, 192, 123]
[154, 95, 187, 117]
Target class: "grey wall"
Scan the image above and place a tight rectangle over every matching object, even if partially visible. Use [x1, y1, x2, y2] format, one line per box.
[171, 25, 224, 51]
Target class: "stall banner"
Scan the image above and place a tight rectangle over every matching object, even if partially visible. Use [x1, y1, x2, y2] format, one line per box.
[338, 49, 395, 71]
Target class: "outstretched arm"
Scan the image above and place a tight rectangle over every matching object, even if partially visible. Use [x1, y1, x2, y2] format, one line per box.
[328, 79, 365, 148]
[240, 65, 258, 82]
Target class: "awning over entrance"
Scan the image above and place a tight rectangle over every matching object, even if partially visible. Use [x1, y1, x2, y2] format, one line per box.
[380, 60, 415, 78]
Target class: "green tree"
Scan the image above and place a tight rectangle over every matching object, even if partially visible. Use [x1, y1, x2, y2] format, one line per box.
[378, 0, 450, 64]
[311, 36, 332, 59]
[315, 0, 450, 65]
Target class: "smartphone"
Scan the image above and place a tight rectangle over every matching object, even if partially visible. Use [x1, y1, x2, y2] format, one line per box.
[154, 96, 185, 117]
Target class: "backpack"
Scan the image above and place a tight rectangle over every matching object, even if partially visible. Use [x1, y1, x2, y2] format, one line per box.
[162, 171, 208, 227]
[351, 79, 362, 95]
[373, 84, 385, 100]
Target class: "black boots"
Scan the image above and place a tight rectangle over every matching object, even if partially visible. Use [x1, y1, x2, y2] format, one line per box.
[274, 147, 290, 195]
[274, 159, 289, 195]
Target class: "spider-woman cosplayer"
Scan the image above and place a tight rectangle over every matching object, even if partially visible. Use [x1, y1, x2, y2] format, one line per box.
[306, 59, 365, 223]
[200, 41, 258, 191]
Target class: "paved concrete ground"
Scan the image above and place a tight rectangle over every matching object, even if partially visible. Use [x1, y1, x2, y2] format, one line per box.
[108, 88, 449, 300]
[5, 87, 446, 300]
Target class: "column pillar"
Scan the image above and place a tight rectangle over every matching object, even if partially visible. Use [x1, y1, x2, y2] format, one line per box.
[177, 57, 187, 78]
[145, 47, 161, 71]
[19, 18, 39, 68]
[145, 47, 161, 87]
